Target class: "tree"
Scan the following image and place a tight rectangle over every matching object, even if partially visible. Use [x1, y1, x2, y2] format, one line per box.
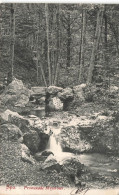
[45, 3, 51, 86]
[10, 3, 15, 81]
[61, 5, 78, 68]
[54, 4, 61, 85]
[1, 4, 119, 88]
[87, 5, 104, 83]
[79, 5, 86, 83]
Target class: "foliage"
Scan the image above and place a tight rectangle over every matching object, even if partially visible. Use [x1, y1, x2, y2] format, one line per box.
[0, 4, 119, 87]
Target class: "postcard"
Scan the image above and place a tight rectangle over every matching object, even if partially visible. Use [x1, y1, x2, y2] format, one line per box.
[0, 2, 119, 195]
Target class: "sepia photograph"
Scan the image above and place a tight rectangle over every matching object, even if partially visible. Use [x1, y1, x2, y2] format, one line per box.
[0, 2, 119, 195]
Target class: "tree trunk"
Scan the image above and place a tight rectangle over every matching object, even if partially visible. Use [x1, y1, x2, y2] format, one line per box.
[54, 4, 61, 85]
[36, 33, 39, 85]
[45, 4, 51, 86]
[107, 18, 119, 56]
[87, 6, 104, 83]
[104, 6, 108, 82]
[67, 12, 71, 67]
[79, 7, 86, 83]
[10, 3, 15, 81]
[39, 63, 47, 87]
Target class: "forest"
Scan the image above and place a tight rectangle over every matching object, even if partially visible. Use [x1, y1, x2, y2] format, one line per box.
[0, 3, 119, 193]
[0, 3, 119, 86]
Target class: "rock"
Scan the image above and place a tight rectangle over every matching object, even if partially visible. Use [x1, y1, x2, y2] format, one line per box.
[47, 86, 63, 95]
[110, 86, 118, 94]
[39, 133, 49, 151]
[73, 84, 86, 92]
[23, 131, 41, 153]
[0, 114, 6, 124]
[27, 116, 46, 135]
[21, 143, 30, 156]
[61, 125, 92, 153]
[0, 123, 22, 141]
[37, 97, 45, 105]
[73, 84, 86, 100]
[76, 114, 119, 154]
[21, 152, 34, 164]
[0, 83, 5, 94]
[58, 88, 73, 100]
[42, 154, 61, 172]
[18, 136, 23, 143]
[31, 87, 46, 96]
[30, 107, 45, 118]
[0, 78, 30, 109]
[61, 157, 84, 176]
[1, 109, 20, 122]
[30, 87, 46, 106]
[34, 152, 46, 161]
[48, 97, 63, 111]
[21, 144, 34, 164]
[34, 150, 53, 161]
[41, 150, 54, 157]
[30, 96, 46, 106]
[1, 109, 44, 134]
[83, 85, 98, 102]
[7, 110, 30, 133]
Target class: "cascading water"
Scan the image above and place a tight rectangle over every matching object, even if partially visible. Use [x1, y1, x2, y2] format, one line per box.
[46, 126, 74, 162]
[47, 133, 62, 155]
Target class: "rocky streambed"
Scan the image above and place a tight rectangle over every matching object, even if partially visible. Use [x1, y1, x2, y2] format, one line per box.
[0, 108, 119, 188]
[0, 78, 119, 188]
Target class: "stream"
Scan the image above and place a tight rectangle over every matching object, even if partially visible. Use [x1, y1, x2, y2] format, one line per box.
[26, 109, 119, 180]
[45, 117, 119, 179]
[77, 153, 119, 178]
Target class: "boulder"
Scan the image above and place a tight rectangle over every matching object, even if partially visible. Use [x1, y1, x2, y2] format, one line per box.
[0, 78, 30, 108]
[73, 84, 86, 100]
[30, 87, 46, 106]
[1, 109, 20, 122]
[23, 131, 41, 153]
[57, 88, 73, 100]
[1, 109, 45, 134]
[83, 85, 98, 102]
[34, 152, 46, 161]
[0, 114, 7, 124]
[8, 110, 30, 133]
[0, 123, 22, 141]
[62, 113, 119, 154]
[41, 150, 54, 157]
[26, 115, 46, 135]
[21, 143, 30, 156]
[70, 113, 119, 154]
[34, 150, 53, 161]
[18, 136, 23, 143]
[85, 115, 119, 154]
[37, 97, 45, 105]
[29, 95, 46, 105]
[39, 133, 49, 151]
[48, 97, 63, 111]
[47, 86, 63, 95]
[21, 144, 34, 164]
[61, 157, 84, 176]
[30, 107, 45, 118]
[31, 87, 46, 96]
[42, 154, 61, 172]
[73, 84, 86, 92]
[61, 125, 92, 153]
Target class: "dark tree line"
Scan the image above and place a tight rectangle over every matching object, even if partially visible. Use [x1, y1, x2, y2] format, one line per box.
[1, 4, 119, 87]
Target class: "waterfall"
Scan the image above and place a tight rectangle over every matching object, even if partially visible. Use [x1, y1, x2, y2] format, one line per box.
[46, 127, 74, 162]
[47, 132, 62, 155]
